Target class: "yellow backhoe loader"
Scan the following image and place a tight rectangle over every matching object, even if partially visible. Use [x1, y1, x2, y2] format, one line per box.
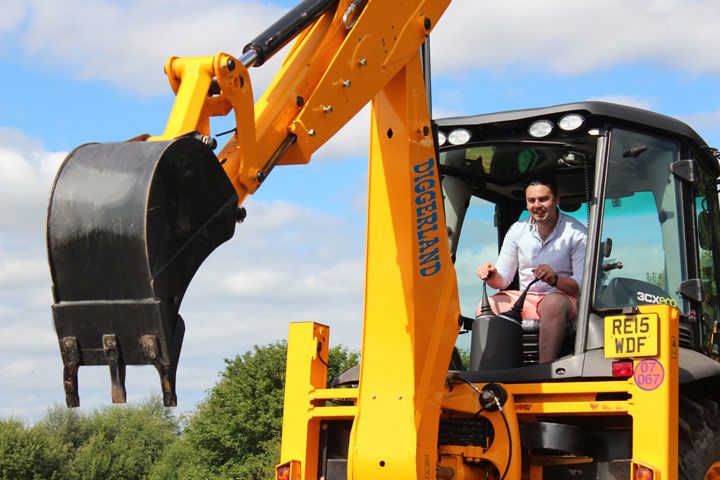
[45, 0, 720, 478]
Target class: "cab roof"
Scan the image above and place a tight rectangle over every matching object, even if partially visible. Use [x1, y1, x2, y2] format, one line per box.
[435, 101, 708, 149]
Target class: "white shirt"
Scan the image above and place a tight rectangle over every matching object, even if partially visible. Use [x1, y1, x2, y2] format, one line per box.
[494, 211, 587, 295]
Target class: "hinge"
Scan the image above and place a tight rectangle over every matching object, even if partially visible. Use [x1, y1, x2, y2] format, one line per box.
[679, 278, 703, 302]
[671, 159, 697, 183]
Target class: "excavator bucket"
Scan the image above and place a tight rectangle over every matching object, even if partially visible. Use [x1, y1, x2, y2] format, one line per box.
[47, 135, 238, 407]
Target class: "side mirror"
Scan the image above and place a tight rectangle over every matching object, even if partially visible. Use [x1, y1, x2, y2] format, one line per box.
[600, 238, 613, 258]
[698, 209, 712, 251]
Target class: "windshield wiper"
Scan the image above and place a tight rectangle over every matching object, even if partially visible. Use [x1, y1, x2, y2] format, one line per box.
[622, 145, 648, 158]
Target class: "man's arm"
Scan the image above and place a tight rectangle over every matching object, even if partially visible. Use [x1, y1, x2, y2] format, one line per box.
[476, 263, 505, 289]
[537, 223, 586, 297]
[533, 263, 580, 296]
[476, 223, 520, 290]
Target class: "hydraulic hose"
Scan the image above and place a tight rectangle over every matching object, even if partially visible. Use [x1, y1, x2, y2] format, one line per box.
[243, 0, 339, 67]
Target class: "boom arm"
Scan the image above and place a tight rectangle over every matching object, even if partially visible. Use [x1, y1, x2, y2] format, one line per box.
[47, 0, 459, 480]
[153, 0, 450, 203]
[48, 3, 460, 478]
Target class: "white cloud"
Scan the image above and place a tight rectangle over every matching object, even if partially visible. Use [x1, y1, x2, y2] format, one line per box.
[314, 105, 371, 161]
[678, 108, 720, 141]
[0, 128, 64, 238]
[0, 257, 46, 291]
[2, 0, 717, 98]
[432, 0, 720, 76]
[0, 0, 25, 34]
[20, 0, 287, 95]
[587, 95, 658, 111]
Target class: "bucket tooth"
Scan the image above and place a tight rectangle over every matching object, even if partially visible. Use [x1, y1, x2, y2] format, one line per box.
[103, 334, 127, 403]
[59, 336, 80, 407]
[140, 333, 180, 407]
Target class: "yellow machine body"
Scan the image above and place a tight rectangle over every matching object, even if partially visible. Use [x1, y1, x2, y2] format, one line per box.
[45, 0, 720, 479]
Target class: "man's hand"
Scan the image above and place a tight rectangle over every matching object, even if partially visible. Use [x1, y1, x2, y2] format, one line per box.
[532, 264, 558, 287]
[476, 263, 497, 281]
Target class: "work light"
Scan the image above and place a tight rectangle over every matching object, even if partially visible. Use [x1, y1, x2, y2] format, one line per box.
[448, 128, 471, 145]
[558, 113, 585, 131]
[528, 119, 553, 138]
[437, 131, 447, 146]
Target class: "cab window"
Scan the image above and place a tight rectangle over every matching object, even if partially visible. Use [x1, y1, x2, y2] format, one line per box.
[695, 164, 720, 345]
[594, 129, 684, 312]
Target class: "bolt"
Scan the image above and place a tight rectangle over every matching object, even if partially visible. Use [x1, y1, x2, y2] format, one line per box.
[424, 17, 432, 30]
[358, 57, 368, 67]
[199, 134, 217, 149]
[342, 79, 352, 88]
[397, 394, 402, 400]
[371, 393, 376, 399]
[226, 58, 236, 71]
[322, 105, 334, 113]
[308, 128, 316, 137]
[236, 207, 247, 223]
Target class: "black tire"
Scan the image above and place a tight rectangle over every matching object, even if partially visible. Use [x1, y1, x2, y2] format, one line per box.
[679, 396, 720, 479]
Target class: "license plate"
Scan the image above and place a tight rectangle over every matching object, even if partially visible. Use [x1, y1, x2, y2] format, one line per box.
[604, 313, 659, 358]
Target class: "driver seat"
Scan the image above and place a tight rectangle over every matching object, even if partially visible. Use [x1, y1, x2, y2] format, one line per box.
[521, 318, 577, 365]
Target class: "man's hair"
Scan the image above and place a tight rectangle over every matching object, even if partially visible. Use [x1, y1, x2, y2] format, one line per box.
[524, 174, 558, 197]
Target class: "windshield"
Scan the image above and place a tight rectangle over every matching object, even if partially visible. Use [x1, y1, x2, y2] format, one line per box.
[440, 142, 594, 181]
[441, 141, 596, 321]
[594, 129, 684, 312]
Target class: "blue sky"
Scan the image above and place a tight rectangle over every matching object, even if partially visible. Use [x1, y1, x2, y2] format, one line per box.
[1, 0, 719, 421]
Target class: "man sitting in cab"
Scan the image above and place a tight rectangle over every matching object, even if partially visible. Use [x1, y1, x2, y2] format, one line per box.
[476, 175, 587, 363]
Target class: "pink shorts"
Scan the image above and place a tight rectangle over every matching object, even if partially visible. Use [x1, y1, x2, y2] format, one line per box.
[478, 291, 578, 320]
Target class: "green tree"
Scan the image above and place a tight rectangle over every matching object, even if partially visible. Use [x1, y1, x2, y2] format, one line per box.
[645, 271, 665, 290]
[0, 418, 68, 480]
[67, 397, 179, 480]
[327, 345, 360, 384]
[37, 405, 93, 451]
[148, 436, 208, 480]
[171, 341, 359, 480]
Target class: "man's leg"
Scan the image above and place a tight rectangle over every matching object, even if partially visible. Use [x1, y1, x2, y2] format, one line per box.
[537, 293, 574, 363]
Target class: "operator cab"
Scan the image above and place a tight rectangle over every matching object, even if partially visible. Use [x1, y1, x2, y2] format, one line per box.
[436, 101, 720, 380]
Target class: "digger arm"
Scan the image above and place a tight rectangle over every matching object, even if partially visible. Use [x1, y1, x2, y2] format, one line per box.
[48, 0, 444, 406]
[153, 0, 448, 204]
[48, 4, 462, 478]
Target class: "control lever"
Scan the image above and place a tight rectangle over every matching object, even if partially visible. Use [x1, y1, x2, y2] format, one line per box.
[602, 261, 624, 272]
[502, 277, 541, 323]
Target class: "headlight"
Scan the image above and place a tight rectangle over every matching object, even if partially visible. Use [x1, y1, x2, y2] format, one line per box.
[528, 120, 554, 138]
[437, 131, 447, 146]
[558, 113, 585, 131]
[448, 128, 471, 145]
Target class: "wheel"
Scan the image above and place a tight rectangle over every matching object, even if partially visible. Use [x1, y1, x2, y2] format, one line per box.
[679, 396, 720, 479]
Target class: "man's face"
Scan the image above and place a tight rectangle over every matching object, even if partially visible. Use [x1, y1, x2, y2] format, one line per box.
[525, 184, 559, 225]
